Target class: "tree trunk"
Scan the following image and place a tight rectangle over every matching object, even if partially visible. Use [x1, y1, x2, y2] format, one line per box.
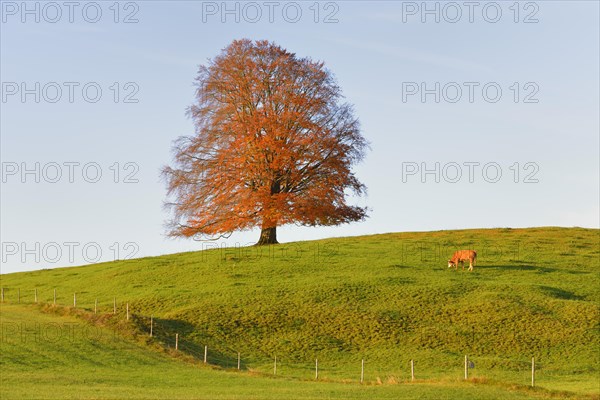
[257, 179, 281, 245]
[257, 226, 278, 245]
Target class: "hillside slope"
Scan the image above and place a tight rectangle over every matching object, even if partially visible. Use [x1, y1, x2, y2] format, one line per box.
[3, 303, 585, 400]
[1, 227, 598, 395]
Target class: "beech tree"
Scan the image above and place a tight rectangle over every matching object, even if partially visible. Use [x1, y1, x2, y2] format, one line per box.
[163, 39, 368, 245]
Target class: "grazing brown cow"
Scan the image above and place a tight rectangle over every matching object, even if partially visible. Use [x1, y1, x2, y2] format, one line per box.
[448, 250, 477, 272]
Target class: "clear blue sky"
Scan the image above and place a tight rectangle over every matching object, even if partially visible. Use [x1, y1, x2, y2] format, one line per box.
[1, 1, 598, 273]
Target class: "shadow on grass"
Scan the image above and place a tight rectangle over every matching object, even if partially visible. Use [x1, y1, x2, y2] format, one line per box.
[482, 264, 589, 275]
[479, 264, 557, 273]
[538, 286, 585, 301]
[387, 264, 411, 269]
[131, 315, 243, 369]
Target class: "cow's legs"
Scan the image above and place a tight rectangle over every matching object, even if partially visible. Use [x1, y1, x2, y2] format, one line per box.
[469, 258, 474, 272]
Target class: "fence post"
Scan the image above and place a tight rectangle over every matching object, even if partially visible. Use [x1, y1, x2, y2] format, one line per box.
[94, 298, 97, 314]
[464, 355, 468, 380]
[411, 359, 415, 381]
[18, 289, 20, 303]
[150, 316, 153, 337]
[531, 357, 535, 387]
[360, 359, 364, 383]
[113, 297, 116, 314]
[53, 288, 56, 305]
[73, 293, 76, 308]
[126, 302, 129, 320]
[175, 334, 178, 350]
[315, 359, 318, 380]
[1, 287, 4, 302]
[237, 352, 240, 370]
[34, 288, 37, 303]
[274, 356, 277, 375]
[204, 345, 207, 364]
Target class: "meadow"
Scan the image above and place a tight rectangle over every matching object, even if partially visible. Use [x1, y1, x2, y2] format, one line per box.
[1, 227, 598, 399]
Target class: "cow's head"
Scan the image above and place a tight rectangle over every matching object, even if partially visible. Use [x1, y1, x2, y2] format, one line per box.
[447, 260, 456, 268]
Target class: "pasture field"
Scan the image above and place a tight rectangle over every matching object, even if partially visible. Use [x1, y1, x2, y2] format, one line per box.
[2, 303, 588, 400]
[1, 227, 598, 399]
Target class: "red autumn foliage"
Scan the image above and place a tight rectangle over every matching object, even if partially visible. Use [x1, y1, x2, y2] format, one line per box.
[163, 39, 368, 245]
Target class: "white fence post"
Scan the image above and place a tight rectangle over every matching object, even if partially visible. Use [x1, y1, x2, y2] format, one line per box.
[360, 359, 364, 383]
[531, 357, 535, 387]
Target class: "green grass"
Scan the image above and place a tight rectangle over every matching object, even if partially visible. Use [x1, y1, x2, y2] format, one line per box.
[1, 227, 599, 399]
[0, 304, 594, 400]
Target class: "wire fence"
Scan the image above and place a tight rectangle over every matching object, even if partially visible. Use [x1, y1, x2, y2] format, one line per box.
[0, 286, 554, 387]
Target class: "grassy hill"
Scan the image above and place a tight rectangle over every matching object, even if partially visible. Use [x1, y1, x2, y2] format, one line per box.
[4, 304, 582, 400]
[1, 227, 598, 399]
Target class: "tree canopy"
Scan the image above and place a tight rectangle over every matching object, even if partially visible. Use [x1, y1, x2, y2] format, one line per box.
[163, 39, 368, 245]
